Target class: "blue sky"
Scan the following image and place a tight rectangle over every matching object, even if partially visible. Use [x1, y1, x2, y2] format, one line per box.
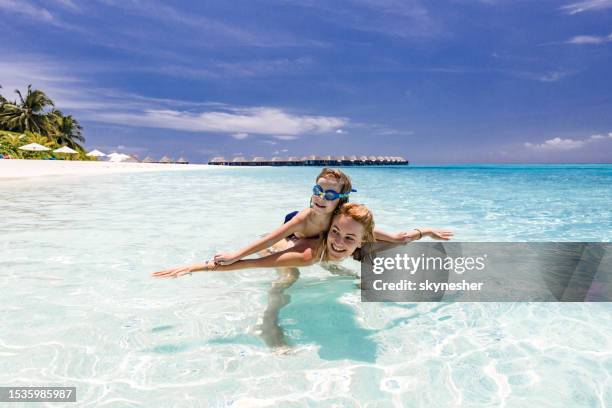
[1, 0, 611, 163]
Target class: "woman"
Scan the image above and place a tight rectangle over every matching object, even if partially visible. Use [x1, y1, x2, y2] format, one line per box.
[152, 202, 376, 278]
[212, 167, 453, 266]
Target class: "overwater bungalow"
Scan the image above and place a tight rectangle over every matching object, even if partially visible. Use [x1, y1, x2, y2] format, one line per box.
[209, 156, 227, 165]
[176, 156, 189, 164]
[270, 156, 289, 166]
[287, 156, 301, 166]
[252, 156, 267, 166]
[159, 156, 173, 164]
[207, 154, 408, 166]
[231, 156, 247, 166]
[142, 156, 155, 163]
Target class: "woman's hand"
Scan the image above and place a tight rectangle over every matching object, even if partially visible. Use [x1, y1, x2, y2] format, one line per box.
[426, 229, 454, 240]
[152, 265, 194, 278]
[214, 252, 240, 265]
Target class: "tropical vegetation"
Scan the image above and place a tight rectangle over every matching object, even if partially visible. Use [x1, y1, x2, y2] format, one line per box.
[0, 84, 93, 160]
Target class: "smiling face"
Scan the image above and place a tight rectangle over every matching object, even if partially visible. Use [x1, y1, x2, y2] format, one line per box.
[311, 176, 344, 215]
[326, 214, 365, 261]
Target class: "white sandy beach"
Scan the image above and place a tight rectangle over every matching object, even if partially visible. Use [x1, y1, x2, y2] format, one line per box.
[0, 159, 210, 180]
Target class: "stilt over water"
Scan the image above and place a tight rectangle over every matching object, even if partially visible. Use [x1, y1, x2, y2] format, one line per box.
[208, 155, 409, 166]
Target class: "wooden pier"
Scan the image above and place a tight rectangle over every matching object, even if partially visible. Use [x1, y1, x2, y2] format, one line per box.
[208, 155, 408, 166]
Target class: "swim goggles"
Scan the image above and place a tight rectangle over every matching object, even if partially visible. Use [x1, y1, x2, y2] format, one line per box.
[312, 184, 357, 201]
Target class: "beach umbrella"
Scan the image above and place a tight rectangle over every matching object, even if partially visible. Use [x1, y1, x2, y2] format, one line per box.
[107, 152, 131, 162]
[54, 146, 78, 154]
[87, 149, 106, 157]
[19, 143, 50, 151]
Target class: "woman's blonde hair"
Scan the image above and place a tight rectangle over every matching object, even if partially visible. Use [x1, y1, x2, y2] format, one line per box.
[315, 168, 353, 207]
[317, 202, 375, 262]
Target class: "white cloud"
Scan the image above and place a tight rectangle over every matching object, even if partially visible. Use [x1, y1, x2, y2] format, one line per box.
[561, 0, 612, 14]
[537, 71, 570, 83]
[525, 138, 585, 150]
[93, 108, 347, 137]
[0, 0, 54, 22]
[567, 34, 612, 44]
[525, 132, 612, 151]
[51, 0, 80, 12]
[2, 54, 350, 141]
[336, 129, 346, 134]
[273, 135, 299, 140]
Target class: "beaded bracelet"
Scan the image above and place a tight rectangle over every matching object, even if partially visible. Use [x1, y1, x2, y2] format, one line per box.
[415, 228, 423, 240]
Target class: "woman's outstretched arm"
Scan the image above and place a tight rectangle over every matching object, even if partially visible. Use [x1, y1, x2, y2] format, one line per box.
[374, 227, 454, 243]
[213, 210, 309, 265]
[152, 240, 318, 278]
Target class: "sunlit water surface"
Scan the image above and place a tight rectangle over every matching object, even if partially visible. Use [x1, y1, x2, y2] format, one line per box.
[1, 165, 611, 407]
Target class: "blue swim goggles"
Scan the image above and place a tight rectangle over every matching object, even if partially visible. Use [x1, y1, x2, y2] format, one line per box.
[312, 184, 357, 201]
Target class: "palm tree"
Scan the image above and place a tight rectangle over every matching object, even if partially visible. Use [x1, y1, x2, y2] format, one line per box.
[0, 85, 7, 106]
[51, 109, 85, 150]
[0, 84, 55, 135]
[0, 131, 25, 158]
[24, 131, 54, 147]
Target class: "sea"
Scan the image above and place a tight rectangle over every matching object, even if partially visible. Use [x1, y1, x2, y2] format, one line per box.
[1, 165, 611, 407]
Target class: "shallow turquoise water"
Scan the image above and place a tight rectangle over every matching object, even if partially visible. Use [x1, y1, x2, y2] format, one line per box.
[1, 165, 611, 406]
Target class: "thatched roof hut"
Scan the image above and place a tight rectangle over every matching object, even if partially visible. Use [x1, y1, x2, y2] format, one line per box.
[159, 156, 173, 164]
[209, 156, 226, 165]
[142, 156, 155, 163]
[251, 156, 266, 166]
[176, 156, 189, 164]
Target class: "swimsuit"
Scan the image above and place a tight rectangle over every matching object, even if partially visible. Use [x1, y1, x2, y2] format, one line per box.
[284, 210, 299, 240]
[284, 210, 299, 224]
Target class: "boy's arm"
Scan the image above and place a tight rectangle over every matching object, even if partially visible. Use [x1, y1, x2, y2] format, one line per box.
[214, 210, 308, 264]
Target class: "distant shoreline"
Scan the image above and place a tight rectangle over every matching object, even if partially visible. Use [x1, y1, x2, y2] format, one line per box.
[0, 159, 211, 180]
[2, 160, 609, 181]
